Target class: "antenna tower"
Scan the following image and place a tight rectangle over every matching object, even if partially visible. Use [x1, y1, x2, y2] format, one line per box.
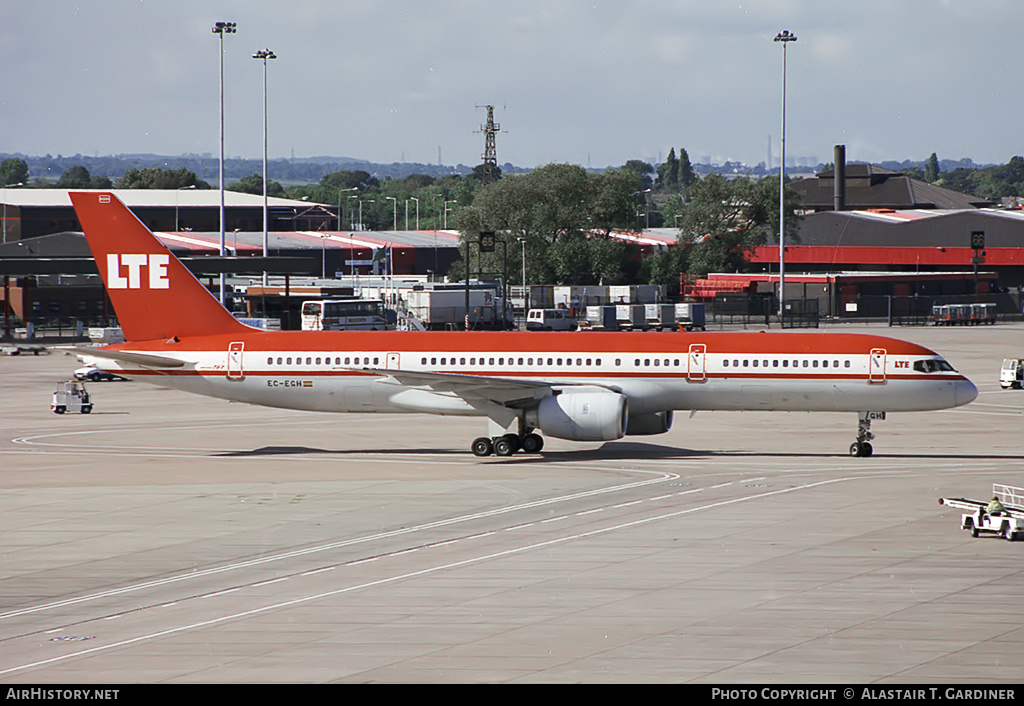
[475, 105, 501, 182]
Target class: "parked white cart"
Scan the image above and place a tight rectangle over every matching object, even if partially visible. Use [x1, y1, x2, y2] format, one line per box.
[939, 483, 1024, 541]
[51, 381, 93, 414]
[1000, 358, 1023, 389]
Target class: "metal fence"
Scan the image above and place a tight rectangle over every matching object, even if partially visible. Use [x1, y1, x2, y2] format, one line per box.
[706, 291, 1023, 329]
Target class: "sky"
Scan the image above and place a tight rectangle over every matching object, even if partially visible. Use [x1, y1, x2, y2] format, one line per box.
[2, 0, 1023, 170]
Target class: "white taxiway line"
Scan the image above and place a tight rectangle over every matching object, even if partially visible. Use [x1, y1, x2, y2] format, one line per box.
[0, 476, 852, 677]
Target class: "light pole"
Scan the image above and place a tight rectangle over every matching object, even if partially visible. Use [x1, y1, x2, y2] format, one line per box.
[518, 236, 528, 315]
[213, 20, 236, 306]
[410, 197, 420, 230]
[386, 196, 397, 230]
[253, 48, 276, 287]
[337, 187, 357, 229]
[774, 29, 796, 319]
[359, 199, 374, 230]
[444, 200, 457, 229]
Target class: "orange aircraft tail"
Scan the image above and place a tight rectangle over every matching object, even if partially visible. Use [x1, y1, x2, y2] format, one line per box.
[70, 192, 248, 342]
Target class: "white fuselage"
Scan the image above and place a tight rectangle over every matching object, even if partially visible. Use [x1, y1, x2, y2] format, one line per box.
[90, 336, 977, 418]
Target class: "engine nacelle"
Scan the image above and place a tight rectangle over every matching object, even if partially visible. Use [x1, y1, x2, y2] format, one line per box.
[528, 389, 629, 442]
[625, 410, 674, 436]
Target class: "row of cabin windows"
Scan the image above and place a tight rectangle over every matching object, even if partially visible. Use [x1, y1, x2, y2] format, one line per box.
[268, 356, 379, 366]
[723, 358, 852, 369]
[422, 356, 604, 367]
[265, 355, 855, 370]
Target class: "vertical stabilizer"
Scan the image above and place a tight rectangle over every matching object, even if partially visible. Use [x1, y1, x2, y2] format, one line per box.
[70, 192, 248, 342]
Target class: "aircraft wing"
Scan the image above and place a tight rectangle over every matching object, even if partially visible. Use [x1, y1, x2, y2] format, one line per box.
[357, 367, 596, 408]
[63, 346, 188, 368]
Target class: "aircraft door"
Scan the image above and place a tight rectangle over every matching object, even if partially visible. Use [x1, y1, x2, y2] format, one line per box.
[227, 341, 245, 380]
[869, 348, 886, 383]
[687, 343, 706, 382]
[386, 352, 400, 370]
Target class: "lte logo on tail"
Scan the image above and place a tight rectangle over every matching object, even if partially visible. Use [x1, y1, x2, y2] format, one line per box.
[107, 254, 170, 289]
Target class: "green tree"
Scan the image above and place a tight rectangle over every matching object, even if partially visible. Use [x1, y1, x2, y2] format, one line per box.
[656, 148, 679, 190]
[924, 153, 940, 183]
[644, 243, 689, 289]
[56, 165, 93, 188]
[622, 160, 655, 190]
[677, 148, 696, 188]
[590, 168, 644, 236]
[228, 173, 285, 196]
[681, 174, 800, 277]
[0, 158, 29, 187]
[117, 167, 211, 189]
[451, 163, 646, 285]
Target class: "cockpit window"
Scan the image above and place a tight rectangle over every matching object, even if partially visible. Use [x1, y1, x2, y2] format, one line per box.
[913, 358, 954, 373]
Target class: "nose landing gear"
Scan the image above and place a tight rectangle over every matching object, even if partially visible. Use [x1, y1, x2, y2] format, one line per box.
[850, 411, 882, 457]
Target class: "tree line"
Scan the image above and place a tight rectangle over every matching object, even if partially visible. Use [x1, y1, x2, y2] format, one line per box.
[18, 147, 1024, 291]
[0, 153, 801, 291]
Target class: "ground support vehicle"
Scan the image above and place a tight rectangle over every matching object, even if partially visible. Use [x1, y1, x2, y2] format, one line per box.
[526, 308, 576, 331]
[74, 366, 127, 382]
[939, 484, 1024, 541]
[52, 381, 93, 414]
[615, 304, 648, 331]
[673, 303, 706, 331]
[932, 303, 996, 326]
[580, 306, 618, 331]
[1000, 358, 1023, 389]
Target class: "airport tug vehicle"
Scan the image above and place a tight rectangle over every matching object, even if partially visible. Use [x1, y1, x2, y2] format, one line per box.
[51, 380, 93, 414]
[939, 484, 1024, 541]
[1000, 358, 1023, 389]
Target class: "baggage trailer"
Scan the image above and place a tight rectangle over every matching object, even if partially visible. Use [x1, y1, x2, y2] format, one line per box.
[938, 483, 1024, 540]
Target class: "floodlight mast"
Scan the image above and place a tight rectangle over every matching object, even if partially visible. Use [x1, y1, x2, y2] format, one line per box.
[253, 48, 276, 287]
[774, 29, 796, 320]
[212, 21, 237, 305]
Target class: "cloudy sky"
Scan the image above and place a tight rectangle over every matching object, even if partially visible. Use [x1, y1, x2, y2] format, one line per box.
[2, 1, 1021, 169]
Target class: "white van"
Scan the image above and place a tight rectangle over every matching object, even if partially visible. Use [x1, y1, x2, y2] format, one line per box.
[526, 308, 576, 331]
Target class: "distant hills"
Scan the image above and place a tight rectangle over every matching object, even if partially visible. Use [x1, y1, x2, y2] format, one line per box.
[0, 151, 996, 186]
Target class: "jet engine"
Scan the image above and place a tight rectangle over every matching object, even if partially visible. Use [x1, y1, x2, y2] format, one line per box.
[527, 389, 629, 441]
[625, 410, 674, 436]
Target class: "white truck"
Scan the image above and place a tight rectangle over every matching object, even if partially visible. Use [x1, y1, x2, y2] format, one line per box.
[938, 484, 1024, 541]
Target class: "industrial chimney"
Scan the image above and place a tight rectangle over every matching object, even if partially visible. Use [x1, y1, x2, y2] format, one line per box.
[834, 144, 846, 211]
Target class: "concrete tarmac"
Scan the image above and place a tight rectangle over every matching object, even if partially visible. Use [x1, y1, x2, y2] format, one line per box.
[1, 323, 1022, 683]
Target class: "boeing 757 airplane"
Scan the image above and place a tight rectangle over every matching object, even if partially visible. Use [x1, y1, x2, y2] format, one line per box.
[68, 192, 977, 457]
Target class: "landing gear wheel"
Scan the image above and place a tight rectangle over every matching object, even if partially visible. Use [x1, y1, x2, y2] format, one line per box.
[471, 437, 493, 457]
[499, 434, 521, 453]
[521, 433, 544, 454]
[493, 437, 516, 457]
[849, 441, 873, 457]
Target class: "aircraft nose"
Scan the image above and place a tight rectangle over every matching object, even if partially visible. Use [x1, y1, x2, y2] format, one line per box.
[955, 377, 978, 407]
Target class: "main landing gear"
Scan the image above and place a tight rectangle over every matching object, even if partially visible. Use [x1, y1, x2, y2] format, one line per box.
[850, 412, 880, 457]
[471, 432, 545, 457]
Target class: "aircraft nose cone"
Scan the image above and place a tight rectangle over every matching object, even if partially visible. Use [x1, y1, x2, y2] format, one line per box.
[955, 378, 978, 407]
